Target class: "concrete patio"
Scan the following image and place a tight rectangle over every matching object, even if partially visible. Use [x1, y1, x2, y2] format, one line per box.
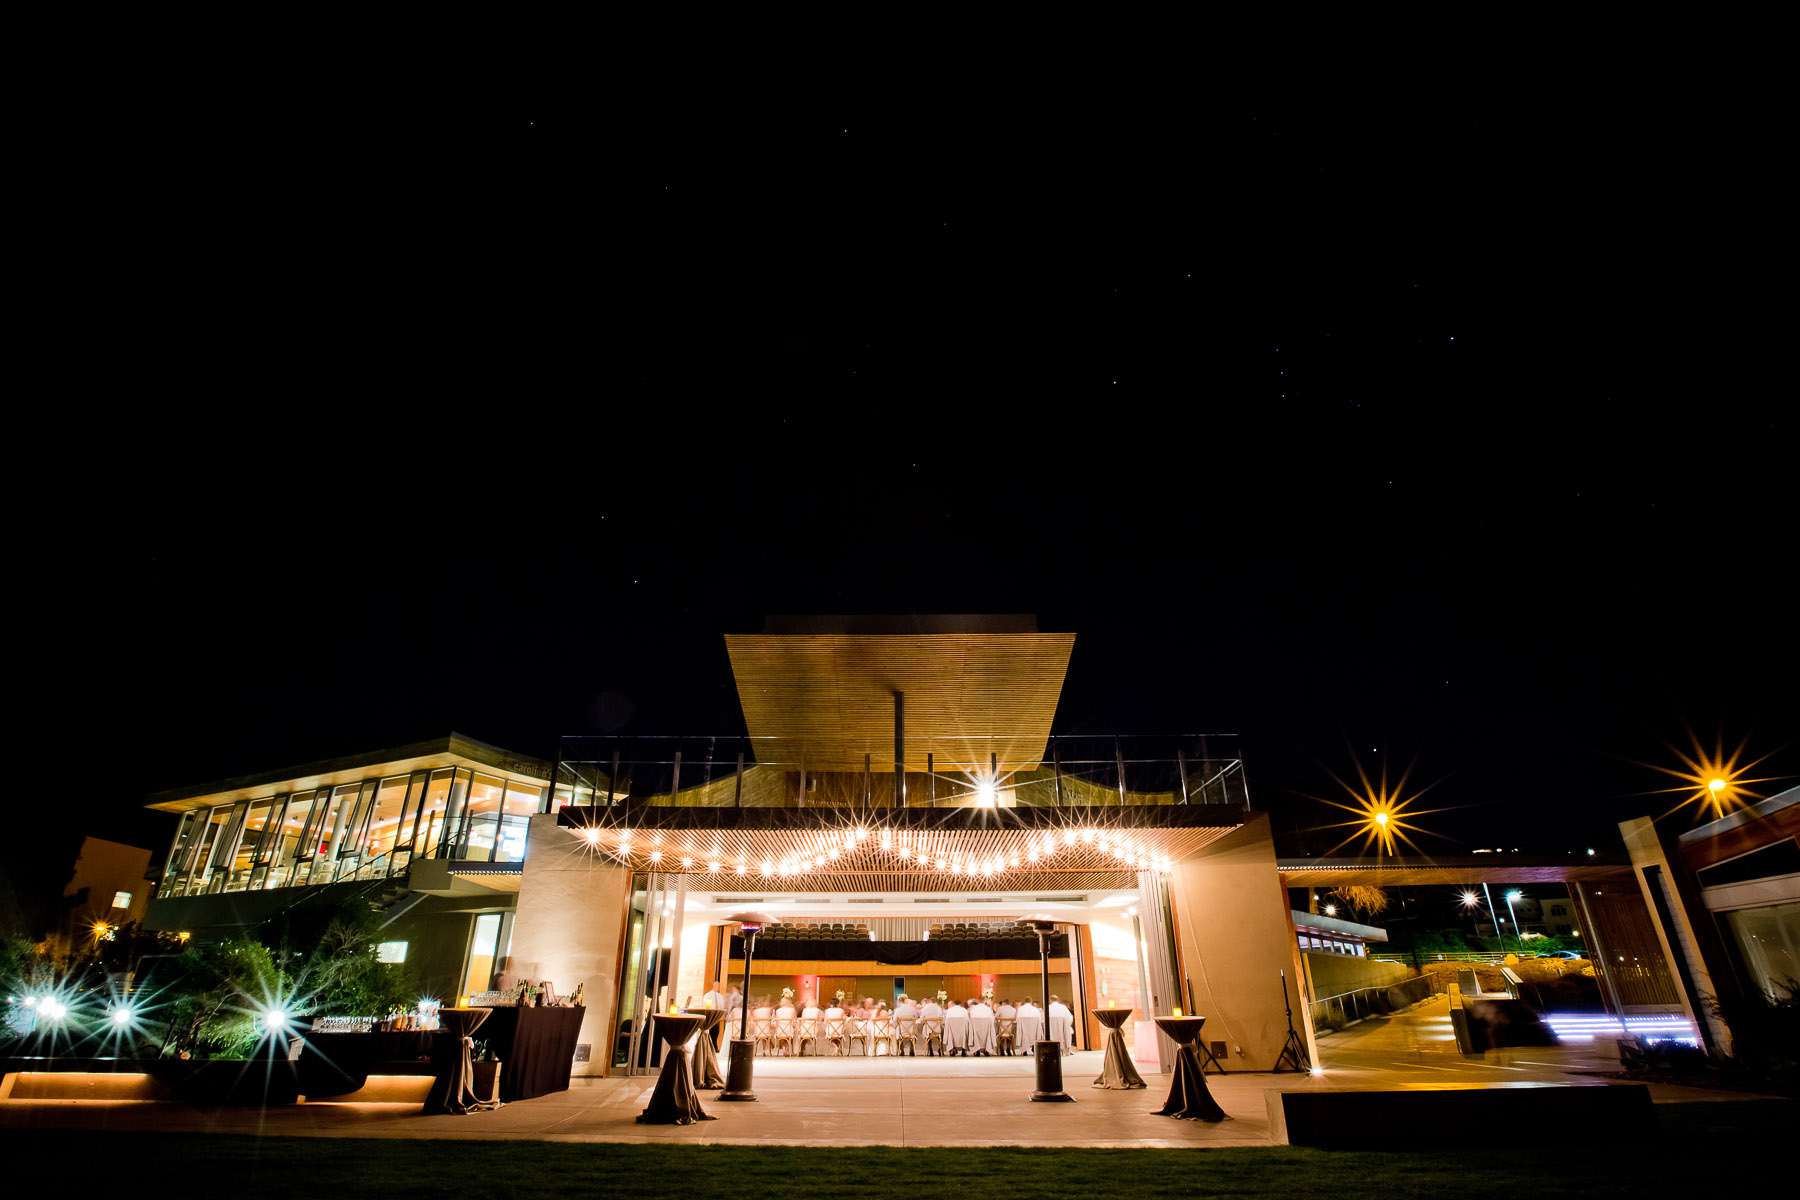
[0, 1001, 1756, 1148]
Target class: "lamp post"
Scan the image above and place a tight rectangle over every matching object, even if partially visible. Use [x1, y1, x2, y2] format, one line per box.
[1022, 915, 1073, 1102]
[1504, 890, 1524, 956]
[719, 910, 773, 1102]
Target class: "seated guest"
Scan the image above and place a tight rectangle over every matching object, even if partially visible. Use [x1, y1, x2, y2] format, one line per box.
[943, 998, 970, 1056]
[822, 997, 848, 1055]
[797, 997, 822, 1056]
[894, 995, 918, 1055]
[996, 998, 1018, 1054]
[1015, 998, 1044, 1047]
[968, 996, 997, 1056]
[1048, 995, 1076, 1051]
[919, 995, 945, 1056]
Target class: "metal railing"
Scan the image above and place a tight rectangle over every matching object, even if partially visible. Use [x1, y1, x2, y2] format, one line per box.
[553, 733, 1249, 810]
[1310, 975, 1435, 1032]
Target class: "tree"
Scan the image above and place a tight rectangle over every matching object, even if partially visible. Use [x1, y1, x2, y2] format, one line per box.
[1329, 885, 1390, 916]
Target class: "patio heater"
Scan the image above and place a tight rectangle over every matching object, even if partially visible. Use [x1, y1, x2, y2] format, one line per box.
[1022, 915, 1073, 1102]
[719, 910, 774, 1102]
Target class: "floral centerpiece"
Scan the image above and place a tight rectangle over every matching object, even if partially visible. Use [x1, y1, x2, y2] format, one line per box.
[834, 989, 845, 1005]
[935, 989, 948, 1004]
[780, 987, 795, 1004]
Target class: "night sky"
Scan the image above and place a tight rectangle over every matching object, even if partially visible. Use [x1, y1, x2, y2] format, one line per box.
[20, 103, 1794, 908]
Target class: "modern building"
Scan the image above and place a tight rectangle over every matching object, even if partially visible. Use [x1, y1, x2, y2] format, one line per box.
[1619, 783, 1800, 1053]
[141, 617, 1313, 1078]
[143, 734, 559, 1003]
[46, 837, 153, 962]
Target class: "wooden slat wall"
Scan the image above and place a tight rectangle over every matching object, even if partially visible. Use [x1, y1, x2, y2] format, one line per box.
[725, 633, 1076, 770]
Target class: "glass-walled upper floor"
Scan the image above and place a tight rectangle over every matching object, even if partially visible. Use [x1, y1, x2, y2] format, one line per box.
[159, 766, 555, 898]
[554, 733, 1250, 811]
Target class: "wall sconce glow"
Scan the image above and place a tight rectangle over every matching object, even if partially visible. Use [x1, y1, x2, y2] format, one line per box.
[1323, 904, 1338, 916]
[581, 827, 601, 847]
[975, 780, 997, 808]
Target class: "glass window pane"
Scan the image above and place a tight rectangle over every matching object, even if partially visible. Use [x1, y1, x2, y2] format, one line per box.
[1727, 902, 1800, 1003]
[224, 799, 276, 892]
[359, 777, 411, 876]
[462, 913, 503, 997]
[162, 812, 201, 896]
[456, 774, 507, 862]
[187, 806, 237, 895]
[267, 791, 314, 888]
[412, 769, 456, 859]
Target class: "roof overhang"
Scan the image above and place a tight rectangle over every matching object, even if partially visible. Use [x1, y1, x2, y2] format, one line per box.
[145, 733, 552, 814]
[561, 804, 1239, 893]
[1277, 855, 1631, 887]
[725, 630, 1075, 772]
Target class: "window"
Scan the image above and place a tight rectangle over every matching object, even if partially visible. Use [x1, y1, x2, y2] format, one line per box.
[110, 890, 132, 909]
[1725, 902, 1800, 1003]
[461, 913, 510, 997]
[376, 941, 409, 964]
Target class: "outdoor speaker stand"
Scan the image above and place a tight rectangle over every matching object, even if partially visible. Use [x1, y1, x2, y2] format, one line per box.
[1270, 969, 1311, 1074]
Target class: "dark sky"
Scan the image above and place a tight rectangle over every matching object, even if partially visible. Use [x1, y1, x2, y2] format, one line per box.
[21, 100, 1795, 904]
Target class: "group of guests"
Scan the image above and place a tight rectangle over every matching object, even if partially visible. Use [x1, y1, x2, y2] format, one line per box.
[702, 987, 1078, 1056]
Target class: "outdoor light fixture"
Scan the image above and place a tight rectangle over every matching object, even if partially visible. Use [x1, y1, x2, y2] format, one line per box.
[263, 1009, 289, 1032]
[581, 827, 601, 847]
[1323, 904, 1337, 916]
[720, 910, 775, 1103]
[1021, 914, 1073, 1103]
[1644, 732, 1777, 821]
[1458, 890, 1481, 910]
[111, 1007, 134, 1026]
[976, 780, 997, 808]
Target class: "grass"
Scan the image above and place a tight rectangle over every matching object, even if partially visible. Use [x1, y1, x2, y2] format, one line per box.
[5, 1101, 1791, 1198]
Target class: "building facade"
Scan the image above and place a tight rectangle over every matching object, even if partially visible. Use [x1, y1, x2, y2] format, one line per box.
[141, 620, 1319, 1078]
[143, 734, 558, 1004]
[1620, 784, 1800, 1054]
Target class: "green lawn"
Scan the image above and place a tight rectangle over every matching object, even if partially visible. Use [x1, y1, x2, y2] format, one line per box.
[10, 1101, 1790, 1198]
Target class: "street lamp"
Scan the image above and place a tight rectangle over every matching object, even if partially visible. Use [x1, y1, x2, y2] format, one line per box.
[1021, 915, 1073, 1103]
[1504, 890, 1524, 954]
[719, 910, 773, 1102]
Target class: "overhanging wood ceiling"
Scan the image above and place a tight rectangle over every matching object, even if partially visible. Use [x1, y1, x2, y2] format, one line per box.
[726, 632, 1076, 772]
[565, 822, 1235, 893]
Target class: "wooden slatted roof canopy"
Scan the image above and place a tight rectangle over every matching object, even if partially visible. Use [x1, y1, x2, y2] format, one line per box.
[725, 616, 1075, 773]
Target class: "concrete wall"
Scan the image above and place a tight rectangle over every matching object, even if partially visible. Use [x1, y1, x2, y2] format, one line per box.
[1166, 815, 1316, 1071]
[1301, 951, 1413, 999]
[1620, 816, 1733, 1052]
[507, 814, 631, 1076]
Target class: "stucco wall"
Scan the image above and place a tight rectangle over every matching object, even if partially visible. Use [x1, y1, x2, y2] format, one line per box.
[1166, 815, 1316, 1071]
[508, 814, 631, 1076]
[1301, 951, 1413, 999]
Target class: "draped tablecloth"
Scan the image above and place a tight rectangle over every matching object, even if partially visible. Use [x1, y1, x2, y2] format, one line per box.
[686, 1007, 727, 1089]
[423, 1008, 502, 1115]
[300, 1030, 434, 1097]
[637, 1014, 715, 1125]
[1092, 1007, 1146, 1090]
[1151, 1016, 1225, 1121]
[474, 1005, 586, 1101]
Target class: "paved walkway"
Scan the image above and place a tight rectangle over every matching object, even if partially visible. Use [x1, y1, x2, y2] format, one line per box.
[0, 1001, 1754, 1148]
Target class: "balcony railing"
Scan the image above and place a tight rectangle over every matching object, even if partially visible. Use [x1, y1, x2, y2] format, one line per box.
[552, 734, 1249, 810]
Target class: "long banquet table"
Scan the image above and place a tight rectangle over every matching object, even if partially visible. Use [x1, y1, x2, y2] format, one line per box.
[300, 1006, 585, 1102]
